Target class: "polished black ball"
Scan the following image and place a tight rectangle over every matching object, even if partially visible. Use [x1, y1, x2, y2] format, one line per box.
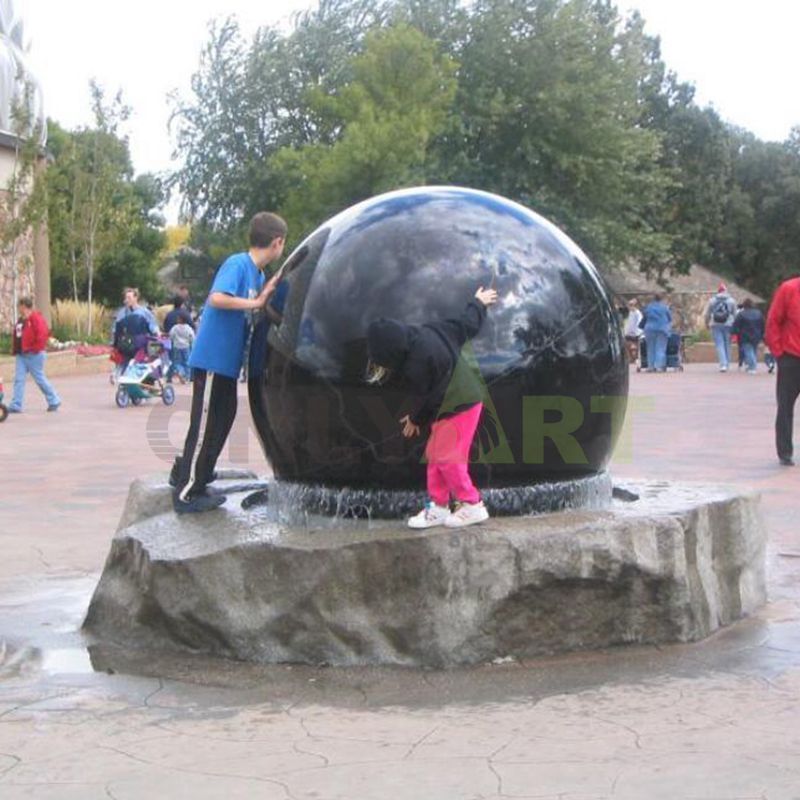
[249, 187, 627, 490]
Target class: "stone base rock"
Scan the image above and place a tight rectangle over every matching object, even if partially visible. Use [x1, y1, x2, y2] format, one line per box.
[83, 478, 767, 668]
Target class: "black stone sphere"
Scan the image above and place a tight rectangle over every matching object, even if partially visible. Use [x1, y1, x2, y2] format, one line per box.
[249, 187, 627, 492]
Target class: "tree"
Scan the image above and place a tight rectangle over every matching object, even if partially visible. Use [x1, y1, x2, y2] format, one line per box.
[169, 0, 800, 294]
[715, 130, 800, 297]
[169, 1, 386, 229]
[444, 0, 674, 269]
[269, 24, 457, 238]
[47, 89, 166, 323]
[0, 76, 47, 313]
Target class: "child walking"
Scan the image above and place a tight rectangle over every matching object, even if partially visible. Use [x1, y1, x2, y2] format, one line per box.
[169, 320, 195, 383]
[366, 286, 498, 529]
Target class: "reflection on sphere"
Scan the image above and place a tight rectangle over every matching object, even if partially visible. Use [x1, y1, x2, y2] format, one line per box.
[249, 186, 627, 490]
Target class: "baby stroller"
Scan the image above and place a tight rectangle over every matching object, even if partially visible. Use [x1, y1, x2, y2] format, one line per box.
[637, 333, 685, 372]
[0, 376, 8, 422]
[115, 337, 175, 408]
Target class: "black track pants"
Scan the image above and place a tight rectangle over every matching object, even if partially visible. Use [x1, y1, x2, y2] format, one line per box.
[776, 354, 800, 460]
[176, 369, 238, 500]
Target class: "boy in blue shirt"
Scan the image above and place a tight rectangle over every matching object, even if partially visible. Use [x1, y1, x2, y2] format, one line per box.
[172, 212, 287, 513]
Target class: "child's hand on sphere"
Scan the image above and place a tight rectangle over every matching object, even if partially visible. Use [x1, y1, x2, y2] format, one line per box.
[475, 287, 498, 307]
[399, 414, 420, 439]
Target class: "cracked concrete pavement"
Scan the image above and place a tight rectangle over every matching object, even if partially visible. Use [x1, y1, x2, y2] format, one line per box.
[1, 365, 799, 799]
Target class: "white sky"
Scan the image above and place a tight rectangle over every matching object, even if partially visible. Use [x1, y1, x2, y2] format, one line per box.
[21, 0, 800, 220]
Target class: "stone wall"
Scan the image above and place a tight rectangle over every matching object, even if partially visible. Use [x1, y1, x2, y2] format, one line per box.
[0, 187, 35, 333]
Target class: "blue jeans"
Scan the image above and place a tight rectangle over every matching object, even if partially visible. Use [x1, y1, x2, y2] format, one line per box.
[645, 330, 668, 370]
[741, 341, 758, 371]
[11, 352, 61, 410]
[170, 347, 191, 381]
[711, 325, 732, 368]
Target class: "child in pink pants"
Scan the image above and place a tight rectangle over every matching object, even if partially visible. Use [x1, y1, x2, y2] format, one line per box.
[366, 287, 498, 529]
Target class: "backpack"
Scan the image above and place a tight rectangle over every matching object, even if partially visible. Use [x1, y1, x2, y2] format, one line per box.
[711, 297, 730, 324]
[114, 313, 150, 357]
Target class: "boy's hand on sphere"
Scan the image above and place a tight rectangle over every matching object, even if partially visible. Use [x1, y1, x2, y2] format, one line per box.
[475, 287, 498, 307]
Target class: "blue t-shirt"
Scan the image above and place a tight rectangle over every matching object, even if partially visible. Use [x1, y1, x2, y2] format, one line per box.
[189, 252, 264, 379]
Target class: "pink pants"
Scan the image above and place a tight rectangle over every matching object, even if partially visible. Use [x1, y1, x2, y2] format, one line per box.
[425, 403, 483, 506]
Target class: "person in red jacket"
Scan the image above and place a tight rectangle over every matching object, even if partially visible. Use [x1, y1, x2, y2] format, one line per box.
[765, 276, 800, 465]
[8, 297, 61, 413]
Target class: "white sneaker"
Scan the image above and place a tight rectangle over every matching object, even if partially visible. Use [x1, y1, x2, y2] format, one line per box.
[445, 501, 490, 528]
[408, 502, 450, 529]
[720, 365, 728, 372]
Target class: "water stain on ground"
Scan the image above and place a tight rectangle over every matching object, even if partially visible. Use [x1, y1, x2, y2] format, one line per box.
[2, 573, 800, 716]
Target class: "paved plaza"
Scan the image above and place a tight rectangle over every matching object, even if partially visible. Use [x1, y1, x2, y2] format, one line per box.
[0, 364, 799, 799]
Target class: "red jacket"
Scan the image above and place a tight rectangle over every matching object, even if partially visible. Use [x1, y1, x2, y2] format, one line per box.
[766, 277, 800, 358]
[12, 310, 50, 355]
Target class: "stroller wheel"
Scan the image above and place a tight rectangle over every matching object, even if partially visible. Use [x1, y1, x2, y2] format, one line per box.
[0, 403, 8, 423]
[115, 387, 130, 408]
[162, 385, 176, 406]
[131, 395, 144, 406]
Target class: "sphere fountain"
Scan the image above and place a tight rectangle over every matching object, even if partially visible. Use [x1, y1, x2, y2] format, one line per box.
[248, 186, 627, 518]
[84, 189, 766, 669]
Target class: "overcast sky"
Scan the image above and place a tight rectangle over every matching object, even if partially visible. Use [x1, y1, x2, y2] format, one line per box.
[21, 0, 800, 219]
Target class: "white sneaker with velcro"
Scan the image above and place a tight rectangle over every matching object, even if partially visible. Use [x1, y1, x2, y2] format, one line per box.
[408, 502, 451, 529]
[444, 501, 490, 528]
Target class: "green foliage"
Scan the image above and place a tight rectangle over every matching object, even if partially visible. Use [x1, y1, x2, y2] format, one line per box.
[445, 0, 673, 267]
[716, 130, 800, 295]
[46, 89, 166, 316]
[0, 77, 48, 304]
[271, 24, 457, 238]
[167, 0, 800, 300]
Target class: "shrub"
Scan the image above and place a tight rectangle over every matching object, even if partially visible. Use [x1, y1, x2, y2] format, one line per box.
[50, 299, 112, 344]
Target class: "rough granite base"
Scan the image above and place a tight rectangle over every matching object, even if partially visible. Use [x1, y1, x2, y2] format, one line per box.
[83, 476, 767, 668]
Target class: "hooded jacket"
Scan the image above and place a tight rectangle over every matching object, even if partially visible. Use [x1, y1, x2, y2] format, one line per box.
[731, 307, 765, 346]
[367, 299, 487, 427]
[705, 292, 737, 327]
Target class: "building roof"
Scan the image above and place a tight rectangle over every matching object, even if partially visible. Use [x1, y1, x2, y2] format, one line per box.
[603, 263, 765, 303]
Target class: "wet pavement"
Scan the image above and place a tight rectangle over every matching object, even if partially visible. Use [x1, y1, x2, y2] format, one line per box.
[1, 366, 799, 799]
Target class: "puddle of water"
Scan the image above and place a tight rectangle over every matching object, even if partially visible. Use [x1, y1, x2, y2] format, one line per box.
[41, 648, 95, 676]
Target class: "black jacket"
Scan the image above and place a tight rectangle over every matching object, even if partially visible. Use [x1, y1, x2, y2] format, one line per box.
[732, 308, 765, 346]
[367, 300, 487, 427]
[164, 307, 194, 333]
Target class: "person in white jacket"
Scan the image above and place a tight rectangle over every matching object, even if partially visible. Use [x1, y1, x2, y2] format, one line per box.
[623, 298, 643, 366]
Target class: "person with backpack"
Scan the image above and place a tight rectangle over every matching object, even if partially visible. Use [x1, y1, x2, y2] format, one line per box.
[765, 275, 800, 466]
[110, 287, 160, 379]
[704, 283, 738, 372]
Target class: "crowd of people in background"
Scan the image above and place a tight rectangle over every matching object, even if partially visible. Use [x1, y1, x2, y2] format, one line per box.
[618, 276, 800, 466]
[618, 282, 772, 375]
[7, 263, 800, 475]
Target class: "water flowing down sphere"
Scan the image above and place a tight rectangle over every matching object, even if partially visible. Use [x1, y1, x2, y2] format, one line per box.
[249, 186, 627, 496]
